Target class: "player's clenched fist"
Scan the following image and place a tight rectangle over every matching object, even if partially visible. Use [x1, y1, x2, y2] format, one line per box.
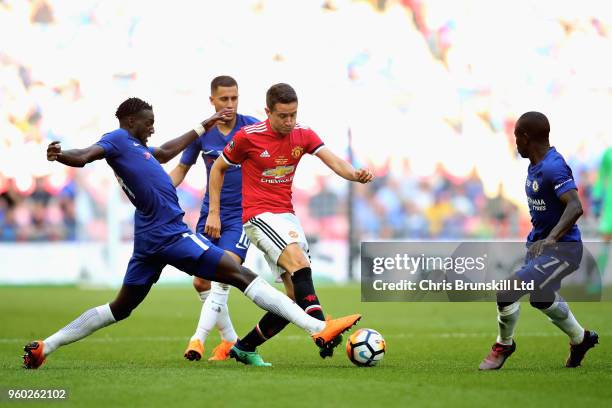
[47, 141, 62, 161]
[355, 168, 374, 184]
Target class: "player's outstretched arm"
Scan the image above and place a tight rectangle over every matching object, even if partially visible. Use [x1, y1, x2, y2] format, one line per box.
[154, 108, 232, 164]
[169, 163, 191, 187]
[529, 189, 584, 256]
[204, 157, 230, 239]
[315, 147, 374, 184]
[46, 141, 105, 167]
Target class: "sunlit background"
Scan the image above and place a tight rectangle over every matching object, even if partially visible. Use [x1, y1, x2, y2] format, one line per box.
[1, 0, 611, 284]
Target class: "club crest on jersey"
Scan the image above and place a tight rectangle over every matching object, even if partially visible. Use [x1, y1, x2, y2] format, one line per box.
[532, 180, 539, 192]
[262, 165, 295, 178]
[291, 146, 304, 159]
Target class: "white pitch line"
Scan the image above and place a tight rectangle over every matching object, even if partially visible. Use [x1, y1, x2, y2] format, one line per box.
[1, 331, 606, 344]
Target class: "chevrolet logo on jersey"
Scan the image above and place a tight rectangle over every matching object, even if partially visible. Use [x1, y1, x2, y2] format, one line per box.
[262, 165, 295, 178]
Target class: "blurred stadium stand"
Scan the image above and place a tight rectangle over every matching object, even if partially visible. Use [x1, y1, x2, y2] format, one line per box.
[0, 0, 610, 282]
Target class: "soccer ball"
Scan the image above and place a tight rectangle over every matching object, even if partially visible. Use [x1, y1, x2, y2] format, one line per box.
[346, 328, 386, 367]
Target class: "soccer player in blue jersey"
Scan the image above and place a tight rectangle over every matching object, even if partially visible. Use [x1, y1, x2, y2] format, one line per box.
[169, 76, 258, 362]
[22, 97, 361, 369]
[479, 111, 598, 370]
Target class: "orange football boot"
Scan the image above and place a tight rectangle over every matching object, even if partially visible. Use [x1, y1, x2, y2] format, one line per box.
[23, 340, 46, 369]
[208, 340, 236, 361]
[311, 314, 361, 348]
[184, 339, 204, 361]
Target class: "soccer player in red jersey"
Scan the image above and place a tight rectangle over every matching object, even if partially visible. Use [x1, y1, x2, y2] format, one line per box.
[205, 83, 374, 365]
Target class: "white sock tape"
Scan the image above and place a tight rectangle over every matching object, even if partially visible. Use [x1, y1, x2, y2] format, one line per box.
[193, 123, 205, 136]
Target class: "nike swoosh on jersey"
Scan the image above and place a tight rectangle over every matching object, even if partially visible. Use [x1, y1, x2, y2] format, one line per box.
[554, 179, 572, 190]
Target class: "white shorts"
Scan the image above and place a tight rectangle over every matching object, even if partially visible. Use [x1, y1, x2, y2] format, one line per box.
[243, 212, 309, 281]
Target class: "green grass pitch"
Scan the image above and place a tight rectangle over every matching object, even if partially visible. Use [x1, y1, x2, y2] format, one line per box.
[1, 285, 610, 407]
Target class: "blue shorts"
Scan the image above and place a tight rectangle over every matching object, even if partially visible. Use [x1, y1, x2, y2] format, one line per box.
[517, 244, 583, 292]
[196, 215, 249, 261]
[124, 232, 225, 286]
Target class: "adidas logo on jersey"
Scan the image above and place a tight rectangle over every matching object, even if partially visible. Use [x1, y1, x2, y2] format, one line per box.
[260, 150, 270, 158]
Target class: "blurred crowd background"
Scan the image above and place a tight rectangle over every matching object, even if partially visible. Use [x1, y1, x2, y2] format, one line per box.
[1, 0, 611, 244]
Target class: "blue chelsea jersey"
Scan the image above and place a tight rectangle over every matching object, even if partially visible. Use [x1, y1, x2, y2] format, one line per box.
[95, 128, 187, 236]
[525, 147, 581, 243]
[179, 114, 259, 221]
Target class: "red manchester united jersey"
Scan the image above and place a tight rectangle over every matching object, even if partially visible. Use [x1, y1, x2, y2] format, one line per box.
[222, 119, 325, 223]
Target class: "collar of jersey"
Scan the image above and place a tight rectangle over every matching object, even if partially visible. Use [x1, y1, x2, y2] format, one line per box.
[529, 146, 556, 172]
[118, 127, 140, 142]
[217, 114, 243, 139]
[265, 119, 288, 138]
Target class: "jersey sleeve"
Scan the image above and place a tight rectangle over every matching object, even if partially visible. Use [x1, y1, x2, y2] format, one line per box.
[95, 131, 122, 159]
[222, 130, 248, 165]
[179, 137, 201, 166]
[305, 128, 325, 155]
[548, 161, 578, 198]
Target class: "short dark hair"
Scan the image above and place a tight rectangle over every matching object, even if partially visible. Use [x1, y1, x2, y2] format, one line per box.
[266, 83, 298, 111]
[516, 111, 550, 140]
[211, 75, 238, 94]
[115, 97, 152, 120]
